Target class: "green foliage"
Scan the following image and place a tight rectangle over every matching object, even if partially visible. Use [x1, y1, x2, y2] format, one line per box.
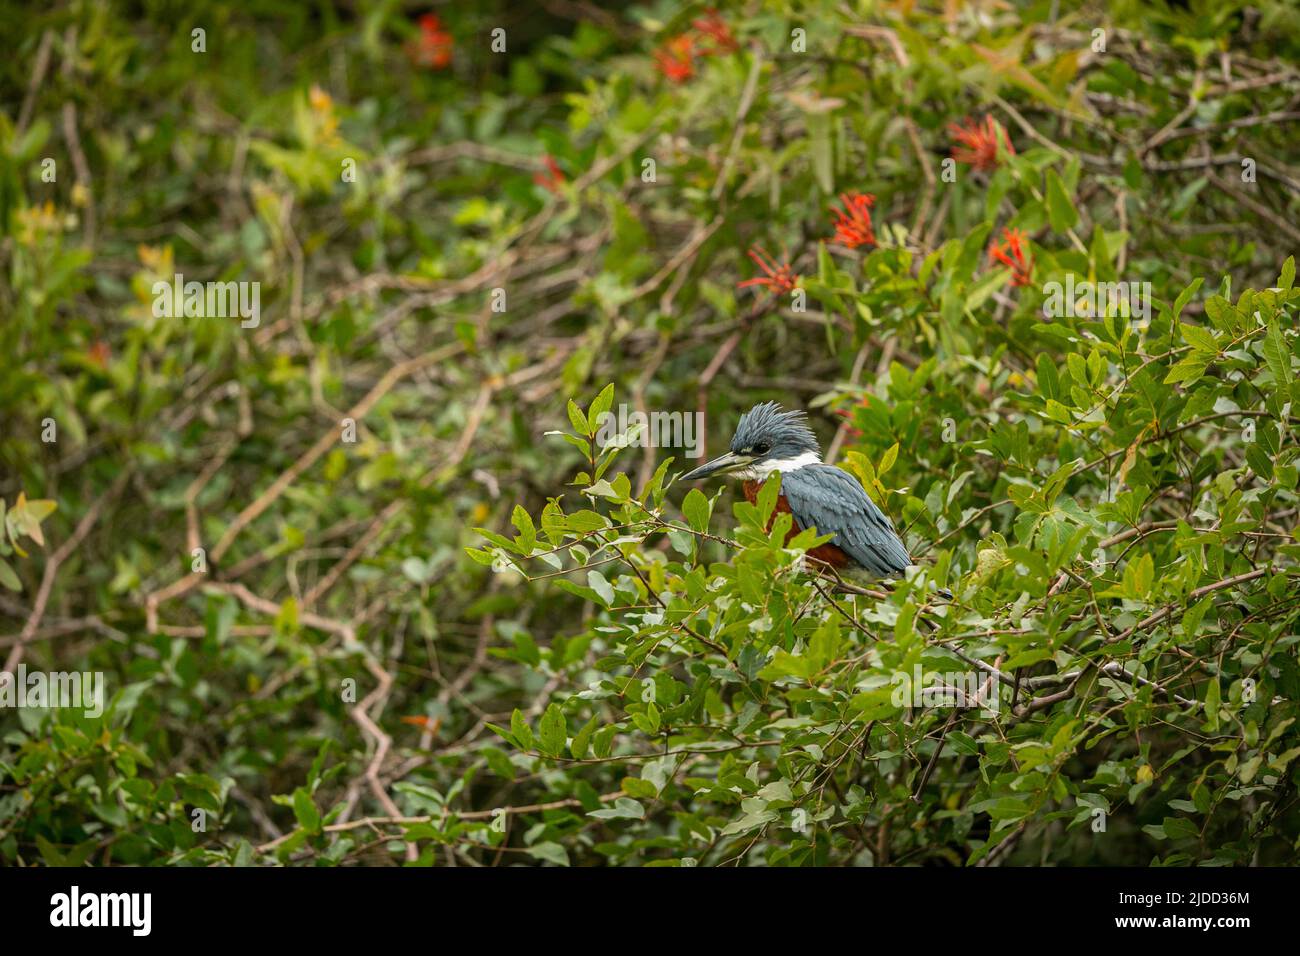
[3, 1, 1300, 866]
[483, 289, 1300, 864]
[0, 494, 57, 590]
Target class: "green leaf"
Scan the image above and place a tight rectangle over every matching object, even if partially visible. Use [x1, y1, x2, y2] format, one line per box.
[587, 383, 615, 433]
[1179, 323, 1217, 353]
[0, 557, 20, 592]
[682, 488, 712, 533]
[1044, 399, 1073, 423]
[510, 708, 533, 750]
[1067, 352, 1088, 386]
[1204, 679, 1221, 732]
[571, 715, 598, 760]
[22, 499, 57, 523]
[538, 703, 567, 757]
[587, 569, 615, 606]
[526, 841, 571, 866]
[1037, 354, 1060, 401]
[632, 702, 661, 734]
[1124, 552, 1154, 598]
[966, 266, 1010, 311]
[292, 787, 321, 834]
[1045, 169, 1078, 233]
[878, 442, 899, 476]
[1163, 354, 1210, 385]
[589, 797, 645, 820]
[275, 596, 300, 635]
[755, 472, 782, 523]
[565, 510, 609, 533]
[567, 399, 591, 437]
[1203, 295, 1241, 332]
[511, 505, 536, 552]
[36, 835, 66, 866]
[592, 725, 617, 759]
[1263, 320, 1292, 401]
[483, 746, 516, 779]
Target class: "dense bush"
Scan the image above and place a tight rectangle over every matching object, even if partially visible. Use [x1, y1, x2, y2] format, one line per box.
[2, 1, 1300, 866]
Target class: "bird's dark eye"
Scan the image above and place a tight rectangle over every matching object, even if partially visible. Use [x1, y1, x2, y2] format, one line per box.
[753, 442, 770, 455]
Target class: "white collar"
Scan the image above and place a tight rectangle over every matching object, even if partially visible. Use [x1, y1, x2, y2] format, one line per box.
[736, 450, 820, 480]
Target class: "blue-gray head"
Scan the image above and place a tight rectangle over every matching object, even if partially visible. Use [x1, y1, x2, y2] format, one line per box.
[681, 401, 821, 481]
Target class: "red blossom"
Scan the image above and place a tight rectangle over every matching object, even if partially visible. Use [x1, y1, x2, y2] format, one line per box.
[833, 406, 865, 439]
[534, 154, 566, 195]
[988, 227, 1034, 286]
[654, 34, 696, 83]
[400, 715, 443, 733]
[830, 191, 877, 249]
[738, 246, 800, 295]
[948, 114, 1015, 171]
[410, 13, 453, 70]
[692, 9, 739, 54]
[87, 340, 111, 369]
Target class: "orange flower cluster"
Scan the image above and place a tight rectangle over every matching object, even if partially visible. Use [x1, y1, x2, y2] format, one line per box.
[743, 191, 875, 296]
[654, 35, 697, 83]
[410, 13, 453, 70]
[833, 406, 865, 439]
[948, 115, 1015, 171]
[988, 227, 1034, 286]
[737, 247, 799, 295]
[691, 9, 739, 53]
[534, 155, 566, 195]
[830, 192, 877, 249]
[655, 9, 739, 83]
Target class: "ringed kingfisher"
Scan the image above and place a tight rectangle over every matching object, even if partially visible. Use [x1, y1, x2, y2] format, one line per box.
[680, 401, 917, 584]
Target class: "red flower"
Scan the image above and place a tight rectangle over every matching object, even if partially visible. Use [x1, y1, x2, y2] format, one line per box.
[948, 115, 1015, 171]
[833, 406, 865, 439]
[534, 155, 565, 195]
[738, 246, 800, 295]
[692, 9, 738, 54]
[410, 13, 453, 70]
[87, 340, 111, 369]
[655, 34, 696, 83]
[830, 192, 877, 249]
[400, 715, 443, 733]
[988, 227, 1034, 286]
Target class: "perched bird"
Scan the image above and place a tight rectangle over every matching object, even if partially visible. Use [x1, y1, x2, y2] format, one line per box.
[680, 401, 915, 582]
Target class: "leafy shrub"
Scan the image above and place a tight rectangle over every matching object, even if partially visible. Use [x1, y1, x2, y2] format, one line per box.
[2, 1, 1299, 865]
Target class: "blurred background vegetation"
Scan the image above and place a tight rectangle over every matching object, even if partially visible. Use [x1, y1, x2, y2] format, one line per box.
[2, 0, 1300, 866]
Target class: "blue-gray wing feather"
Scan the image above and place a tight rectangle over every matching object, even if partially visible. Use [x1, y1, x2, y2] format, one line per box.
[780, 465, 911, 576]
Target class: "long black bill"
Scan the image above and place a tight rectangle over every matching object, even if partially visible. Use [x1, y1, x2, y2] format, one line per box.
[680, 451, 750, 481]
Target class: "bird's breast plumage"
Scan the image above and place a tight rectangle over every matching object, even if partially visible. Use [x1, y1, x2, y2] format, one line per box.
[742, 463, 911, 577]
[741, 481, 855, 568]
